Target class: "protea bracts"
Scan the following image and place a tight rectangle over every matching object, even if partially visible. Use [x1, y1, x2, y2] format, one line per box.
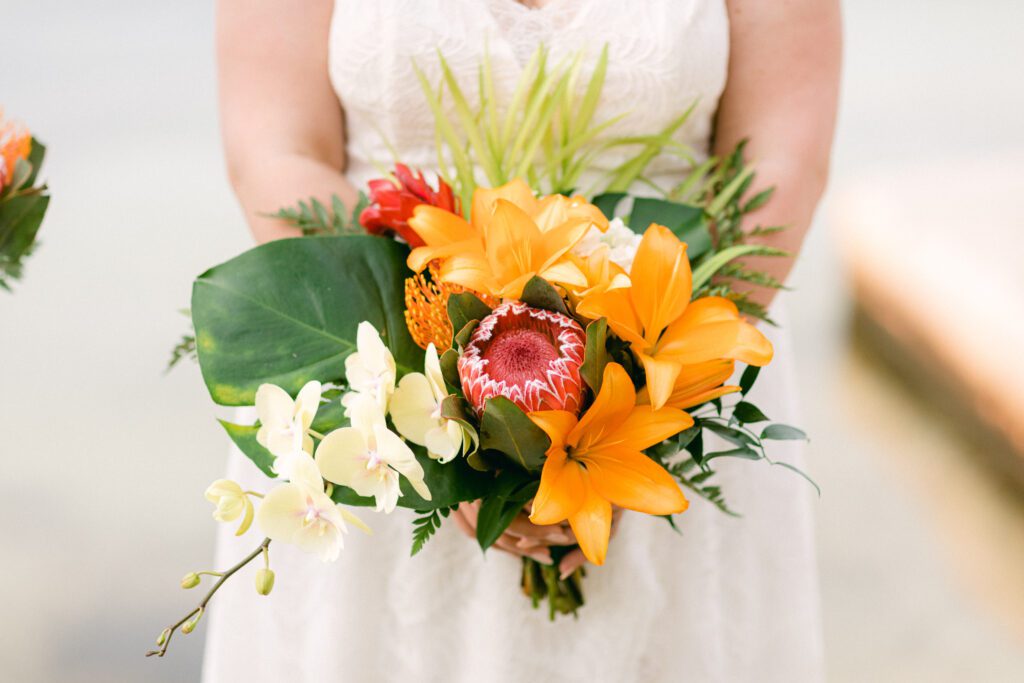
[458, 302, 587, 415]
[359, 163, 460, 248]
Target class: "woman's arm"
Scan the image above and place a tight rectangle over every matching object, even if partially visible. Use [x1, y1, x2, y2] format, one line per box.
[217, 0, 358, 244]
[715, 0, 842, 310]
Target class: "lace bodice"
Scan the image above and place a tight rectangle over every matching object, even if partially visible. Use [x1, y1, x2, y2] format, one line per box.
[328, 0, 730, 190]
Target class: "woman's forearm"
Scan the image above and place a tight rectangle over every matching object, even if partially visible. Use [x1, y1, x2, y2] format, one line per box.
[715, 0, 842, 311]
[217, 0, 348, 245]
[227, 151, 360, 245]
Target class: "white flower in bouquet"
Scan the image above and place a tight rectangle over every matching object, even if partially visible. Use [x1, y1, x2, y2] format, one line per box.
[316, 392, 431, 513]
[204, 479, 255, 536]
[572, 217, 642, 272]
[257, 450, 369, 562]
[344, 322, 396, 410]
[389, 343, 473, 463]
[255, 380, 322, 456]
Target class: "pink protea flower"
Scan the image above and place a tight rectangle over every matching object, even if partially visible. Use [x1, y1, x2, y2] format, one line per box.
[458, 302, 587, 415]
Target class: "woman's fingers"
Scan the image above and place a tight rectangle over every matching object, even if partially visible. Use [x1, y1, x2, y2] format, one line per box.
[505, 512, 575, 544]
[558, 548, 587, 579]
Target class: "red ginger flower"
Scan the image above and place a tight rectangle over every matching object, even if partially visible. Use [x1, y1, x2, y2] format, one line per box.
[458, 302, 587, 415]
[359, 164, 460, 248]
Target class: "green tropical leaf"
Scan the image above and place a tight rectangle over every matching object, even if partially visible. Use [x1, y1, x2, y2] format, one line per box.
[739, 365, 761, 395]
[191, 235, 423, 406]
[520, 275, 570, 315]
[761, 424, 808, 441]
[447, 292, 492, 340]
[590, 192, 626, 218]
[218, 420, 276, 478]
[479, 397, 550, 471]
[732, 401, 769, 424]
[475, 469, 540, 550]
[580, 318, 608, 394]
[690, 244, 787, 292]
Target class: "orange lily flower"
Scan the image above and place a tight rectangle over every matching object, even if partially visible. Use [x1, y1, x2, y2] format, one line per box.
[529, 362, 691, 565]
[567, 244, 632, 301]
[407, 179, 606, 299]
[638, 359, 740, 409]
[577, 224, 773, 410]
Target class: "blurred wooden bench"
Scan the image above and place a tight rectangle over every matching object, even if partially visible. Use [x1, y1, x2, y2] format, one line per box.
[834, 157, 1024, 482]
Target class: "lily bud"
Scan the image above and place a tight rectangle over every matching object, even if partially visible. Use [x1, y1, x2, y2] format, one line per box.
[254, 568, 275, 596]
[180, 572, 201, 589]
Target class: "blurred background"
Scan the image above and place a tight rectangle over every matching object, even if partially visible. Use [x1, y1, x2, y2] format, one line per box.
[2, 0, 1024, 681]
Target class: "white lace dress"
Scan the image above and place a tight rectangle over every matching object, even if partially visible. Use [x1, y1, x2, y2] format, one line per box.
[202, 1, 824, 681]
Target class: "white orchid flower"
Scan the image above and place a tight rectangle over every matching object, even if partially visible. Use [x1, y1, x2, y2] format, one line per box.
[256, 450, 370, 562]
[389, 344, 473, 462]
[255, 380, 322, 456]
[315, 392, 431, 514]
[204, 479, 254, 536]
[344, 322, 397, 410]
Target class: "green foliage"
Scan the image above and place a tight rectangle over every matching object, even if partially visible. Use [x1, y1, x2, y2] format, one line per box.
[761, 424, 808, 441]
[410, 506, 455, 556]
[0, 139, 49, 291]
[479, 397, 551, 471]
[415, 44, 694, 207]
[520, 275, 570, 315]
[190, 235, 423, 405]
[627, 197, 711, 258]
[447, 292, 492, 342]
[269, 193, 369, 236]
[218, 420, 276, 478]
[580, 318, 608, 395]
[166, 309, 197, 372]
[167, 334, 197, 372]
[475, 469, 540, 550]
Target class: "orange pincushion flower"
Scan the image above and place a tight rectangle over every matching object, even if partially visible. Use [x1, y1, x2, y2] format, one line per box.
[0, 114, 31, 190]
[404, 262, 497, 352]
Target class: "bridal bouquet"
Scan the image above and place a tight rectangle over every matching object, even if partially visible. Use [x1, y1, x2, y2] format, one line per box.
[150, 47, 811, 656]
[0, 110, 49, 290]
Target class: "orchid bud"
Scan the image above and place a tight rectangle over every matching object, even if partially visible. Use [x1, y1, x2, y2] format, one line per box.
[180, 572, 201, 589]
[254, 568, 275, 596]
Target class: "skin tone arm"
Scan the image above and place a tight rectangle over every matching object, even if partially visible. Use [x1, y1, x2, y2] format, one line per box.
[714, 0, 842, 311]
[217, 0, 357, 244]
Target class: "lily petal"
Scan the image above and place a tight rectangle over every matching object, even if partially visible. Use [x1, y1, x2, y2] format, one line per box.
[584, 446, 689, 516]
[637, 352, 683, 411]
[530, 447, 585, 525]
[567, 474, 613, 566]
[629, 224, 692, 343]
[570, 363, 637, 449]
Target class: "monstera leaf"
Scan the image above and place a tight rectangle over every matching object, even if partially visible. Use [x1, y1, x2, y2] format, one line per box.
[191, 234, 424, 405]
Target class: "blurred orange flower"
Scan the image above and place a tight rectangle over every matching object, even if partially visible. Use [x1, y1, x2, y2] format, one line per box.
[0, 113, 31, 190]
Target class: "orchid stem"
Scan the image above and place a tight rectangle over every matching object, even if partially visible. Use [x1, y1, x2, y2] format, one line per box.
[146, 537, 271, 658]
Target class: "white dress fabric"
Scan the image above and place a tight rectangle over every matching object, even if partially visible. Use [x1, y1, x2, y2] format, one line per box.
[203, 1, 824, 681]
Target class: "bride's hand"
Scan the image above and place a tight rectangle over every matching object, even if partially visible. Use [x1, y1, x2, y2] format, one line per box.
[452, 501, 623, 578]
